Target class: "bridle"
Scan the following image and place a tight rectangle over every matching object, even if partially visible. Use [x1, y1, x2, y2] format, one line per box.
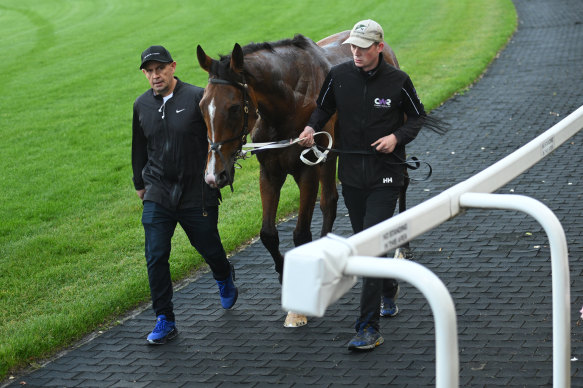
[206, 75, 255, 192]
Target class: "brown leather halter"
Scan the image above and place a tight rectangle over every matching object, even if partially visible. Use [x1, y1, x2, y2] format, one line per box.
[206, 76, 252, 192]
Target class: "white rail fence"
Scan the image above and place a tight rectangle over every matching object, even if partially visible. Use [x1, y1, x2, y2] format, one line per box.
[282, 105, 583, 387]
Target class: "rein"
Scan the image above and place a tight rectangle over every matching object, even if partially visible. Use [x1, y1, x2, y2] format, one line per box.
[238, 132, 430, 182]
[241, 131, 333, 166]
[206, 76, 432, 189]
[315, 145, 433, 182]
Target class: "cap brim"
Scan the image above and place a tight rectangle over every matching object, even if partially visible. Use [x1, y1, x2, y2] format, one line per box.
[139, 58, 173, 70]
[342, 36, 375, 48]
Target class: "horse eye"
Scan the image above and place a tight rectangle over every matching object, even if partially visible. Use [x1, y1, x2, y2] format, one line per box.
[228, 105, 241, 119]
[228, 105, 241, 114]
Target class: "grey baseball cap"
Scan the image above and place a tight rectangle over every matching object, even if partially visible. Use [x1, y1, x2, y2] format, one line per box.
[343, 19, 384, 48]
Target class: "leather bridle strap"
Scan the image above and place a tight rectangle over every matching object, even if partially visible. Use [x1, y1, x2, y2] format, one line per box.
[206, 76, 252, 192]
[207, 77, 251, 148]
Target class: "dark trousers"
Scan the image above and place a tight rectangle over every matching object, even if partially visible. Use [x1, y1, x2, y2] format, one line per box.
[342, 185, 400, 332]
[141, 201, 230, 321]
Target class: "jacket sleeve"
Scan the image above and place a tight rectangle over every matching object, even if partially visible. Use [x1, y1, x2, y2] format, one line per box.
[306, 72, 337, 131]
[393, 76, 426, 146]
[131, 102, 148, 190]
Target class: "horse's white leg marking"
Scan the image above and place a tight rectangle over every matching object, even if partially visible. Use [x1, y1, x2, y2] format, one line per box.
[284, 312, 308, 328]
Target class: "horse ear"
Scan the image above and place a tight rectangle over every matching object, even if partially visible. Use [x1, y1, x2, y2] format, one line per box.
[230, 43, 244, 73]
[196, 45, 213, 73]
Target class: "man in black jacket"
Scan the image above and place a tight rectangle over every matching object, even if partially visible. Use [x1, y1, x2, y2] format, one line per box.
[132, 45, 238, 345]
[299, 20, 426, 351]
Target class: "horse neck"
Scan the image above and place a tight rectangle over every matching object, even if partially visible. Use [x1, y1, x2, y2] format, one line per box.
[246, 51, 326, 136]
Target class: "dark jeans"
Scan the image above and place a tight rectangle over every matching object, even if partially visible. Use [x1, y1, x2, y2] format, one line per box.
[141, 201, 230, 321]
[342, 185, 400, 332]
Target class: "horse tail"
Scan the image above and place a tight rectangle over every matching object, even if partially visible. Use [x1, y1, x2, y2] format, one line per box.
[423, 114, 450, 135]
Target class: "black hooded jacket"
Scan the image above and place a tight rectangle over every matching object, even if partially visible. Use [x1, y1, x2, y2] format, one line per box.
[307, 55, 426, 188]
[132, 78, 219, 210]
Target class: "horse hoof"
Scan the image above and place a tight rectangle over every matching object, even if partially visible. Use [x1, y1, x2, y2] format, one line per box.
[284, 312, 308, 327]
[394, 247, 412, 260]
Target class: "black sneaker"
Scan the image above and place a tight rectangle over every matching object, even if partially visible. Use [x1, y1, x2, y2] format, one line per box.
[380, 284, 400, 317]
[347, 325, 384, 351]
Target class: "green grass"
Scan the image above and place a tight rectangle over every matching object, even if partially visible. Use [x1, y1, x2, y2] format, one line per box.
[0, 0, 516, 379]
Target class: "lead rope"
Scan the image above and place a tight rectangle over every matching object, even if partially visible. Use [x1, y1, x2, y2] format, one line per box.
[314, 145, 433, 182]
[238, 131, 333, 166]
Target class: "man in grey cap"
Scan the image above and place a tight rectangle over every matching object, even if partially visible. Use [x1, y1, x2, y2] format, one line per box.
[132, 45, 238, 345]
[299, 19, 427, 351]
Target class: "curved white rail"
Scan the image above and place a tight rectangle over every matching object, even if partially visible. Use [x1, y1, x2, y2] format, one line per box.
[459, 193, 570, 388]
[344, 257, 459, 388]
[282, 104, 583, 387]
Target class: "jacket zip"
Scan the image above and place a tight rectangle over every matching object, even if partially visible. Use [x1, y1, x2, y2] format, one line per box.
[162, 95, 207, 216]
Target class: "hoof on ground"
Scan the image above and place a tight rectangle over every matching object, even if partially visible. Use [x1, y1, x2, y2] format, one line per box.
[284, 312, 308, 327]
[394, 247, 412, 260]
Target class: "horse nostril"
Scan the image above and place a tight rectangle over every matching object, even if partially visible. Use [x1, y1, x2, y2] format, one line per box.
[216, 171, 231, 187]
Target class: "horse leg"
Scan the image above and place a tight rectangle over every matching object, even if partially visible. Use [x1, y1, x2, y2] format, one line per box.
[281, 165, 321, 329]
[258, 166, 286, 281]
[318, 153, 338, 237]
[291, 164, 320, 247]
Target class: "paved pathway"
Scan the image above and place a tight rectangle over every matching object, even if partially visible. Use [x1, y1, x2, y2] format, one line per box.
[4, 0, 583, 386]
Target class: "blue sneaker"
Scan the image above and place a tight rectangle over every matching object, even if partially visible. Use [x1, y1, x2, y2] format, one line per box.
[147, 315, 178, 345]
[381, 285, 400, 317]
[216, 264, 238, 309]
[347, 325, 384, 351]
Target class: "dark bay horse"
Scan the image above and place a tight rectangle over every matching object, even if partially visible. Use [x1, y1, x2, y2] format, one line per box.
[197, 31, 401, 326]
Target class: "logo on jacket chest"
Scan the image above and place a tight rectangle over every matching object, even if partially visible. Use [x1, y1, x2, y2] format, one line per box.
[374, 97, 391, 108]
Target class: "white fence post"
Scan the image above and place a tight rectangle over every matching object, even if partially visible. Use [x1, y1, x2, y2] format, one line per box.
[282, 235, 460, 387]
[459, 193, 571, 388]
[343, 257, 459, 388]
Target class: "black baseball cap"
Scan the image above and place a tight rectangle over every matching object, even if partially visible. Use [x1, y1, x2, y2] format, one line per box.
[139, 45, 174, 69]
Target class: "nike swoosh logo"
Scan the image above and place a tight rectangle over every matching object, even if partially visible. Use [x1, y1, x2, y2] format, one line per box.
[176, 108, 186, 113]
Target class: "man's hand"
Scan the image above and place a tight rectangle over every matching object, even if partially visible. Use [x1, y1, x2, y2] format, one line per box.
[298, 126, 315, 147]
[372, 134, 398, 153]
[136, 189, 146, 200]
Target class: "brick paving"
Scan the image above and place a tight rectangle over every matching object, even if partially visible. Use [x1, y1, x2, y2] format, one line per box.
[4, 0, 583, 386]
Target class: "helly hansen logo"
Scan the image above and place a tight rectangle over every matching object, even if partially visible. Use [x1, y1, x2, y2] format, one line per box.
[383, 177, 393, 184]
[374, 97, 391, 108]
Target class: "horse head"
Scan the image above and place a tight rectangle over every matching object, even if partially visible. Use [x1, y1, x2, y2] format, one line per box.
[197, 44, 259, 191]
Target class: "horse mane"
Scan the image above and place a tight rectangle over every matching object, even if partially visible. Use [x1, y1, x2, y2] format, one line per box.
[211, 34, 314, 79]
[240, 34, 313, 55]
